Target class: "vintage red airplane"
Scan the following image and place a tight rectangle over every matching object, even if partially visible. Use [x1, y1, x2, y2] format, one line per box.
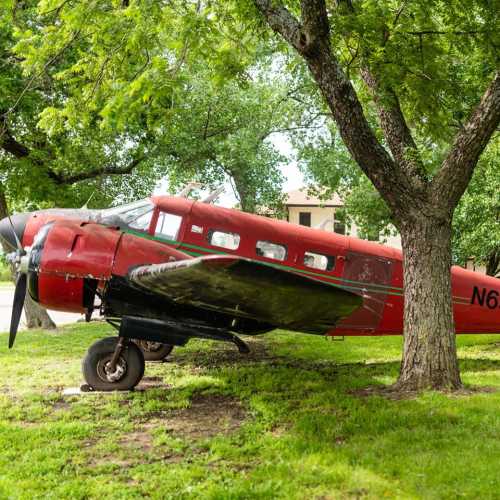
[1, 195, 499, 391]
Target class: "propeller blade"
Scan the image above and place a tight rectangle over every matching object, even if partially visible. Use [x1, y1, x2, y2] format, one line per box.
[8, 273, 27, 349]
[7, 214, 25, 254]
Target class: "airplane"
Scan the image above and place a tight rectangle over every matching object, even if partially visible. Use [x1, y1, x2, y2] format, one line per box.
[0, 194, 499, 391]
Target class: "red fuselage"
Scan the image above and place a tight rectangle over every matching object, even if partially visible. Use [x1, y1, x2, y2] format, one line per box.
[17, 196, 500, 336]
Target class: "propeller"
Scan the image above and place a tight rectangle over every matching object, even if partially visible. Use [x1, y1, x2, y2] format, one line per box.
[4, 215, 28, 349]
[9, 273, 27, 348]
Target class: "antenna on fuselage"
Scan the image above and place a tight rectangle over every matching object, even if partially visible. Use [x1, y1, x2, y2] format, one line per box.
[201, 186, 224, 204]
[81, 191, 96, 210]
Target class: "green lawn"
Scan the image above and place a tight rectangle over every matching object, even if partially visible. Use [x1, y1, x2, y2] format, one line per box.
[0, 324, 498, 499]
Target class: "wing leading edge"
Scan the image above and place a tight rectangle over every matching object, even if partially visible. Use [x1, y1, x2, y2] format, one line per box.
[128, 255, 362, 334]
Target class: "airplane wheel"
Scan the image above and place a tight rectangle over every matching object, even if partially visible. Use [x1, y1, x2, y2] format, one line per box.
[82, 337, 145, 391]
[133, 340, 174, 361]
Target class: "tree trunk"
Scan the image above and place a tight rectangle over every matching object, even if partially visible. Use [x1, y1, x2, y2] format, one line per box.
[395, 215, 462, 391]
[23, 294, 56, 329]
[0, 187, 56, 330]
[486, 250, 499, 277]
[232, 175, 257, 213]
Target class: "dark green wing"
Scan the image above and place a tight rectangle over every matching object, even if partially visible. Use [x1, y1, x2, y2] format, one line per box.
[129, 255, 362, 333]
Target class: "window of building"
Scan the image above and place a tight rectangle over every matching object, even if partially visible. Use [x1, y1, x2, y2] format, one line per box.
[303, 251, 335, 271]
[333, 220, 346, 235]
[208, 230, 240, 250]
[333, 208, 347, 235]
[299, 211, 311, 227]
[256, 240, 287, 261]
[155, 212, 183, 241]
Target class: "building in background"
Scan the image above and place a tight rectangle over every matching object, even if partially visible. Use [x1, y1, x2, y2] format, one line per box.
[284, 189, 402, 249]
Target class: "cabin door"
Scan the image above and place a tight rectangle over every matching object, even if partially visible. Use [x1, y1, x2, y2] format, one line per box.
[338, 252, 394, 331]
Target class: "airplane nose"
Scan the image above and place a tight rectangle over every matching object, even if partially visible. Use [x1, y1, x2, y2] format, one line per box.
[0, 213, 30, 251]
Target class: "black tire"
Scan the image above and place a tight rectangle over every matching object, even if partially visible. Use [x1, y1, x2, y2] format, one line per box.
[82, 337, 145, 391]
[133, 340, 174, 362]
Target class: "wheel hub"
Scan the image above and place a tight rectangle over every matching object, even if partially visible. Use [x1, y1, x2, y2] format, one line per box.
[97, 356, 127, 383]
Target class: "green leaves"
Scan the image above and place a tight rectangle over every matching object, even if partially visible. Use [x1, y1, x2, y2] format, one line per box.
[452, 140, 500, 275]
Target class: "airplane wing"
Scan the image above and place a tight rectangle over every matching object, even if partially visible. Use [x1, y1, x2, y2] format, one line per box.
[128, 255, 362, 333]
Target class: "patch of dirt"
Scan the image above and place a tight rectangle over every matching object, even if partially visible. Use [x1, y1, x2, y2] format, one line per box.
[87, 393, 247, 469]
[135, 376, 172, 391]
[157, 393, 247, 440]
[51, 397, 71, 411]
[351, 384, 498, 400]
[172, 339, 342, 379]
[172, 339, 273, 368]
[119, 428, 154, 452]
[350, 385, 420, 400]
[447, 386, 498, 396]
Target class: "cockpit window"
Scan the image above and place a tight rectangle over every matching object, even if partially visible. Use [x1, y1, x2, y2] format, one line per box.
[156, 212, 182, 241]
[100, 199, 155, 232]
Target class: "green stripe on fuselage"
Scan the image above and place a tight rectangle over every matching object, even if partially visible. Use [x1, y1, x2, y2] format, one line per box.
[123, 229, 468, 304]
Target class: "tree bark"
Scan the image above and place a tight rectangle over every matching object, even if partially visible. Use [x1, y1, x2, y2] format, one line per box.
[396, 215, 462, 390]
[486, 250, 500, 277]
[0, 187, 56, 330]
[23, 294, 56, 329]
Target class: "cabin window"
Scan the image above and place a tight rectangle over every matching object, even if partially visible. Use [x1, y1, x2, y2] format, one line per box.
[299, 212, 311, 227]
[303, 251, 335, 271]
[208, 230, 240, 250]
[155, 212, 182, 241]
[256, 240, 287, 261]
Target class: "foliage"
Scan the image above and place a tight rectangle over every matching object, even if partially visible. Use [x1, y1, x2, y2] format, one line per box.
[0, 259, 10, 282]
[1, 0, 305, 213]
[0, 1, 156, 210]
[0, 322, 498, 498]
[452, 140, 500, 275]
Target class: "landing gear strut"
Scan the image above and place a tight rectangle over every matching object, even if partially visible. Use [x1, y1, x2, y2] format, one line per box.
[82, 337, 145, 391]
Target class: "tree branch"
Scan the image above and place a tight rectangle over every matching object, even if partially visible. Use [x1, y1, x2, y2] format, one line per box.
[49, 155, 145, 185]
[359, 67, 427, 190]
[406, 30, 486, 36]
[255, 0, 417, 219]
[0, 116, 30, 158]
[432, 71, 500, 210]
[253, 0, 304, 52]
[1, 114, 145, 186]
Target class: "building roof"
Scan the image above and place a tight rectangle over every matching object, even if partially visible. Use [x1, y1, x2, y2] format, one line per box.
[285, 189, 343, 207]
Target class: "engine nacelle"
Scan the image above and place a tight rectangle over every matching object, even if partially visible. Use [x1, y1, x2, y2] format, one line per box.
[28, 221, 121, 312]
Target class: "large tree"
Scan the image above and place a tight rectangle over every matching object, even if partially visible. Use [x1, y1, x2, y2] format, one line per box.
[251, 0, 500, 390]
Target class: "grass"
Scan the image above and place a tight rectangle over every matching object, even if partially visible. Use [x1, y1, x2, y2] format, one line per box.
[0, 260, 11, 282]
[0, 323, 498, 499]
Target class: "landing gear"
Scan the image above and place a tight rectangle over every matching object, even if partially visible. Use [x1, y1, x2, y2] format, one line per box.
[82, 337, 145, 391]
[133, 340, 174, 361]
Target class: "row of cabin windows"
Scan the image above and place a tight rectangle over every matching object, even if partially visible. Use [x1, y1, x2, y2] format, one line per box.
[127, 207, 336, 273]
[207, 229, 335, 272]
